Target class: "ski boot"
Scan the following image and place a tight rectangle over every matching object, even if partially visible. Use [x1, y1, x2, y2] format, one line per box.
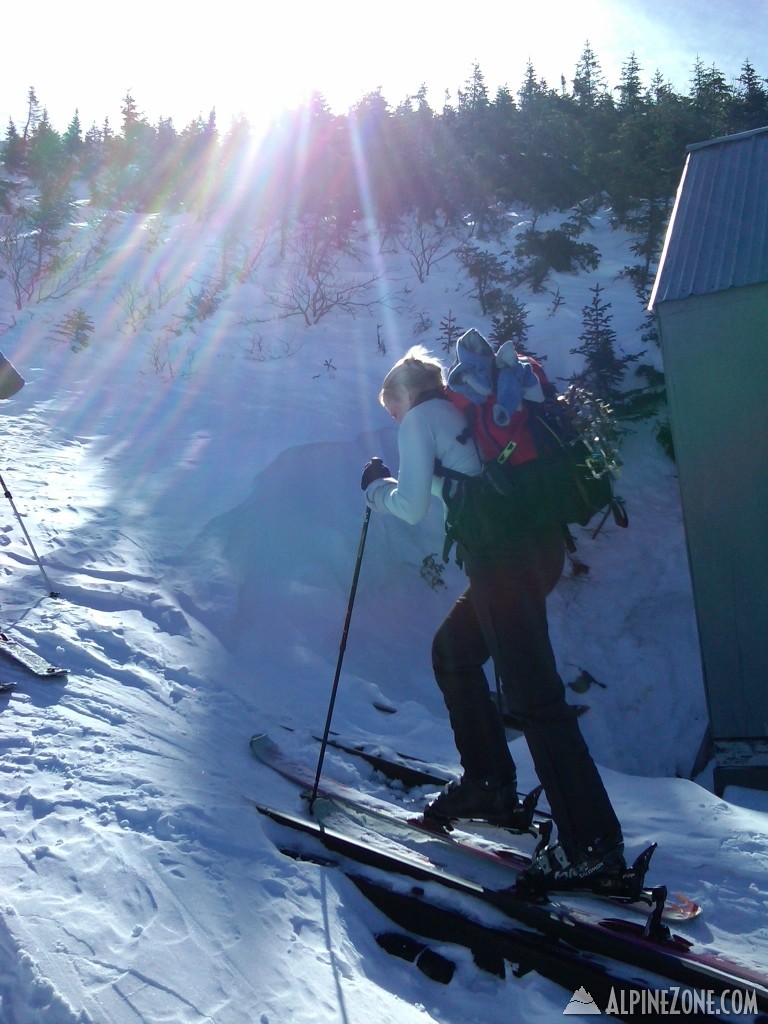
[424, 775, 542, 833]
[516, 825, 629, 897]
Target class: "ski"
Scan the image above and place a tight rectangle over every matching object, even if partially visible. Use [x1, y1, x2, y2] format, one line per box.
[255, 731, 696, 922]
[311, 731, 454, 789]
[308, 729, 703, 919]
[265, 804, 711, 1014]
[350, 874, 718, 1014]
[315, 793, 700, 924]
[254, 797, 768, 1016]
[309, 718, 584, 788]
[0, 633, 68, 678]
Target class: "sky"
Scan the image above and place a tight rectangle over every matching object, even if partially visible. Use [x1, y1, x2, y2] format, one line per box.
[2, 0, 766, 138]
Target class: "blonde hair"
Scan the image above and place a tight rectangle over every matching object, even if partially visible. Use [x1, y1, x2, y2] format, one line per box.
[379, 345, 445, 408]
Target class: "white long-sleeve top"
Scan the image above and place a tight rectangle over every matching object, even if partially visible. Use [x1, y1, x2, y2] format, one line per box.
[366, 397, 482, 524]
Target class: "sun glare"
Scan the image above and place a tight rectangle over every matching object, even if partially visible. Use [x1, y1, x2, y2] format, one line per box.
[1, 1, 759, 148]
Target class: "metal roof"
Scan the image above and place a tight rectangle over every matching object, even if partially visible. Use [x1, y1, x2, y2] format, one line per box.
[649, 125, 768, 308]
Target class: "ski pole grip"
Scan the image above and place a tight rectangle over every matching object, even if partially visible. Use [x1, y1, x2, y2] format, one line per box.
[361, 456, 391, 491]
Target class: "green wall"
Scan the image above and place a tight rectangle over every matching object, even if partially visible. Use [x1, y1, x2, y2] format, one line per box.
[657, 283, 768, 740]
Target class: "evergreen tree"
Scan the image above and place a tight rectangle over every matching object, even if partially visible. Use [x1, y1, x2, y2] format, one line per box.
[509, 67, 587, 213]
[572, 41, 609, 108]
[26, 109, 62, 183]
[457, 62, 490, 115]
[21, 86, 41, 140]
[414, 83, 433, 115]
[111, 92, 160, 206]
[689, 58, 733, 139]
[156, 116, 177, 146]
[518, 60, 549, 103]
[734, 60, 768, 130]
[615, 53, 645, 113]
[571, 284, 638, 399]
[84, 123, 102, 145]
[452, 62, 500, 232]
[605, 56, 652, 219]
[121, 90, 141, 140]
[63, 110, 83, 154]
[457, 245, 509, 314]
[494, 84, 515, 113]
[52, 308, 95, 352]
[3, 119, 26, 174]
[390, 85, 447, 229]
[571, 43, 616, 195]
[1, 49, 766, 272]
[28, 177, 71, 273]
[647, 69, 673, 104]
[119, 91, 155, 167]
[0, 176, 15, 213]
[489, 295, 531, 351]
[81, 122, 106, 177]
[437, 310, 462, 352]
[643, 76, 696, 194]
[62, 111, 83, 176]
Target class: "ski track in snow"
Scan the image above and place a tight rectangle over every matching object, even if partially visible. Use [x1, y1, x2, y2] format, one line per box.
[0, 406, 252, 1021]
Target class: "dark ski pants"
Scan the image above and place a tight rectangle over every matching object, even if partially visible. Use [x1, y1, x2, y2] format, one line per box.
[431, 526, 622, 857]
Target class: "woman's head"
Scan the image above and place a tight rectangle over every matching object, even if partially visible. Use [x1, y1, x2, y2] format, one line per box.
[379, 346, 445, 421]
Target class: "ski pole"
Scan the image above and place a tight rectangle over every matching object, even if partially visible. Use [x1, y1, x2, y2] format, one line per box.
[0, 469, 59, 598]
[309, 505, 371, 807]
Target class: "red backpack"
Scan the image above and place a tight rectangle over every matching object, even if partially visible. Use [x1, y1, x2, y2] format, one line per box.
[436, 331, 627, 563]
[443, 354, 553, 469]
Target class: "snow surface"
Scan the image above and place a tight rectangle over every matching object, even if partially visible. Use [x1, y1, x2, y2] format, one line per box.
[0, 206, 765, 1022]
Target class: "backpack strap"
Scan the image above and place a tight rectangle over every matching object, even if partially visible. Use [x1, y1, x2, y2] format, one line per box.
[432, 461, 474, 566]
[411, 387, 448, 408]
[433, 460, 472, 483]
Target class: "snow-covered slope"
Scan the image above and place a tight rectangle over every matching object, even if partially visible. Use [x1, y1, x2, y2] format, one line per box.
[0, 207, 764, 1022]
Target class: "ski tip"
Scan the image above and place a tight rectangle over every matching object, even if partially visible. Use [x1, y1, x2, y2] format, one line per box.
[249, 732, 269, 755]
[250, 732, 282, 760]
[668, 892, 702, 920]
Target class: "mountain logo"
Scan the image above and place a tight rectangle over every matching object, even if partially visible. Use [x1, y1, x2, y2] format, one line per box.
[563, 986, 602, 1014]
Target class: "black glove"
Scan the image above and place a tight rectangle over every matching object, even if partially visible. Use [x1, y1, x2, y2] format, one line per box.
[361, 456, 391, 490]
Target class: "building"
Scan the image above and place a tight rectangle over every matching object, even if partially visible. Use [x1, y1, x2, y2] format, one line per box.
[649, 125, 768, 795]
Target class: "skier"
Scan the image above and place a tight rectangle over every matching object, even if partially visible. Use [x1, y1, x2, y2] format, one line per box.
[361, 345, 625, 891]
